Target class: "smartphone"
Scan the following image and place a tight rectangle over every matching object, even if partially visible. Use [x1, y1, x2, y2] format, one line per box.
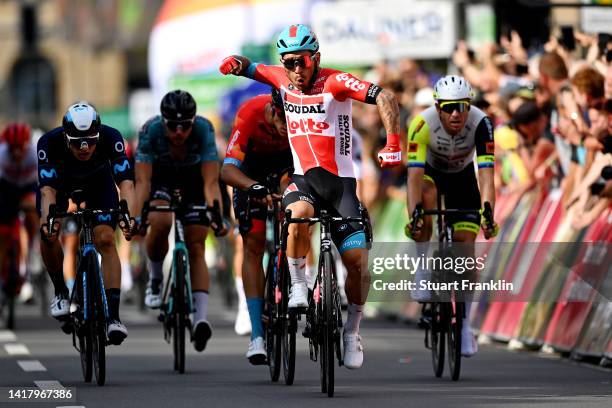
[560, 26, 575, 51]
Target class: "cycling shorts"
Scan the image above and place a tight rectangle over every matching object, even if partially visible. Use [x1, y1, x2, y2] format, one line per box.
[424, 163, 481, 233]
[0, 178, 36, 225]
[282, 168, 367, 254]
[150, 185, 209, 227]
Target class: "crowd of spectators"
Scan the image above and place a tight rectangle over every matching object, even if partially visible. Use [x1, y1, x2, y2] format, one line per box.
[349, 29, 611, 231]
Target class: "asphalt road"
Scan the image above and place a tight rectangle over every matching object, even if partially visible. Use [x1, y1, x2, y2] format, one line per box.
[1, 296, 610, 408]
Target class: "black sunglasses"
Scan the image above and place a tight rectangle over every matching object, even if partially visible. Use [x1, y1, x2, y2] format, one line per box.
[66, 134, 99, 149]
[439, 101, 470, 114]
[165, 119, 194, 132]
[280, 55, 313, 70]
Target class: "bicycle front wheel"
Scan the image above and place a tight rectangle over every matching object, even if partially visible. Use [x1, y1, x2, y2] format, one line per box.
[431, 302, 445, 378]
[448, 301, 464, 381]
[264, 255, 281, 381]
[89, 253, 106, 386]
[320, 251, 336, 397]
[281, 256, 296, 386]
[173, 251, 187, 374]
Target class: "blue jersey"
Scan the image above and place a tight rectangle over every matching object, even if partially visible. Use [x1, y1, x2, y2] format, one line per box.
[37, 124, 133, 192]
[135, 116, 218, 167]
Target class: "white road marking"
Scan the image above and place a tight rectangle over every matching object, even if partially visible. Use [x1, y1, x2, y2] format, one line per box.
[34, 380, 65, 390]
[0, 330, 17, 342]
[4, 343, 30, 355]
[17, 360, 47, 372]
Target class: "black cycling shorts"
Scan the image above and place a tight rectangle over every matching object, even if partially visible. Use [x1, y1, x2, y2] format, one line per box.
[36, 180, 120, 229]
[232, 150, 293, 235]
[424, 163, 481, 232]
[0, 179, 36, 225]
[149, 185, 209, 227]
[281, 168, 366, 254]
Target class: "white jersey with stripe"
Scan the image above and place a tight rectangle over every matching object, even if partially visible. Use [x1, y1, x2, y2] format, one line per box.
[407, 105, 495, 173]
[0, 142, 38, 187]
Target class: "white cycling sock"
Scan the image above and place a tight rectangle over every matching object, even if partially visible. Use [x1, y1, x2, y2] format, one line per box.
[148, 259, 164, 281]
[287, 256, 306, 286]
[344, 303, 364, 334]
[121, 260, 133, 292]
[235, 277, 247, 309]
[193, 291, 209, 323]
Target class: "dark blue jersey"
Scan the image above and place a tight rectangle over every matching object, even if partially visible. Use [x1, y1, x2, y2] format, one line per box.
[37, 124, 134, 192]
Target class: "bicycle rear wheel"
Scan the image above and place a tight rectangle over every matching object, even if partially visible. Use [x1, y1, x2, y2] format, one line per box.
[320, 251, 336, 397]
[88, 253, 106, 386]
[173, 251, 187, 374]
[448, 301, 464, 381]
[281, 256, 296, 386]
[264, 255, 281, 382]
[431, 302, 445, 378]
[79, 324, 93, 383]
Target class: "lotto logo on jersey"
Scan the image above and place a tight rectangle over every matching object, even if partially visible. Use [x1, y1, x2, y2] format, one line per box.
[287, 118, 330, 135]
[335, 73, 366, 92]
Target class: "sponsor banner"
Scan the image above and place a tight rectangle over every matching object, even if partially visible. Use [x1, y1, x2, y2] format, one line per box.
[311, 0, 457, 64]
[544, 208, 612, 353]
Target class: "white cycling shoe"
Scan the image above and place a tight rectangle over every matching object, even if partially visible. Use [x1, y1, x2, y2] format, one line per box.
[50, 294, 70, 319]
[246, 336, 267, 365]
[461, 323, 478, 357]
[107, 319, 128, 345]
[288, 282, 308, 309]
[343, 331, 364, 369]
[144, 279, 163, 309]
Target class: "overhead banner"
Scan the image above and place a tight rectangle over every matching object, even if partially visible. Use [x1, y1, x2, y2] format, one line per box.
[311, 0, 457, 65]
[148, 0, 307, 109]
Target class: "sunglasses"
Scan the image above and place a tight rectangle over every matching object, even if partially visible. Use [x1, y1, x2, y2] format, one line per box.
[66, 134, 99, 149]
[280, 55, 313, 70]
[438, 101, 471, 114]
[165, 119, 194, 132]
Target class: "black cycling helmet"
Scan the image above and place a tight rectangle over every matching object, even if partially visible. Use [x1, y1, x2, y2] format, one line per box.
[160, 90, 196, 121]
[271, 88, 283, 109]
[62, 102, 101, 138]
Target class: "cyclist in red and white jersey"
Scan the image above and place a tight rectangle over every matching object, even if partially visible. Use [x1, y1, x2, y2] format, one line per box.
[0, 123, 39, 294]
[220, 24, 402, 369]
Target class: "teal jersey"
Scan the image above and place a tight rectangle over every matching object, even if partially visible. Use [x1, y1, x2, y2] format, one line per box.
[135, 115, 218, 166]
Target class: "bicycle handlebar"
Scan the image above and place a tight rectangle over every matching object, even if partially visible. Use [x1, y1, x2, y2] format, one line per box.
[140, 199, 224, 236]
[46, 200, 132, 240]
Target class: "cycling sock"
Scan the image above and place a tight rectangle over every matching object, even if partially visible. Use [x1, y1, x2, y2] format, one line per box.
[106, 288, 121, 321]
[66, 278, 75, 297]
[148, 259, 164, 281]
[235, 277, 247, 309]
[246, 298, 264, 340]
[193, 291, 209, 323]
[287, 256, 306, 286]
[344, 303, 364, 334]
[120, 260, 133, 292]
[49, 269, 68, 297]
[463, 300, 472, 326]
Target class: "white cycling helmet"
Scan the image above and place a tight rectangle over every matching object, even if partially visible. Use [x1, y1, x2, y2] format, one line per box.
[433, 75, 474, 101]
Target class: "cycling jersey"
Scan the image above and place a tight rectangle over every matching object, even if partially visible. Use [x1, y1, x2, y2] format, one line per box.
[0, 142, 37, 187]
[224, 94, 292, 176]
[245, 64, 381, 178]
[407, 106, 494, 173]
[36, 125, 133, 225]
[136, 115, 218, 191]
[37, 125, 133, 191]
[224, 94, 293, 234]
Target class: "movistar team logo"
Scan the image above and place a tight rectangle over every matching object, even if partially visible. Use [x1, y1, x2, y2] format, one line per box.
[97, 214, 112, 222]
[113, 159, 130, 174]
[40, 168, 58, 179]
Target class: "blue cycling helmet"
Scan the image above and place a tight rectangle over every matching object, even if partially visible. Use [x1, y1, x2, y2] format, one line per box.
[276, 24, 319, 55]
